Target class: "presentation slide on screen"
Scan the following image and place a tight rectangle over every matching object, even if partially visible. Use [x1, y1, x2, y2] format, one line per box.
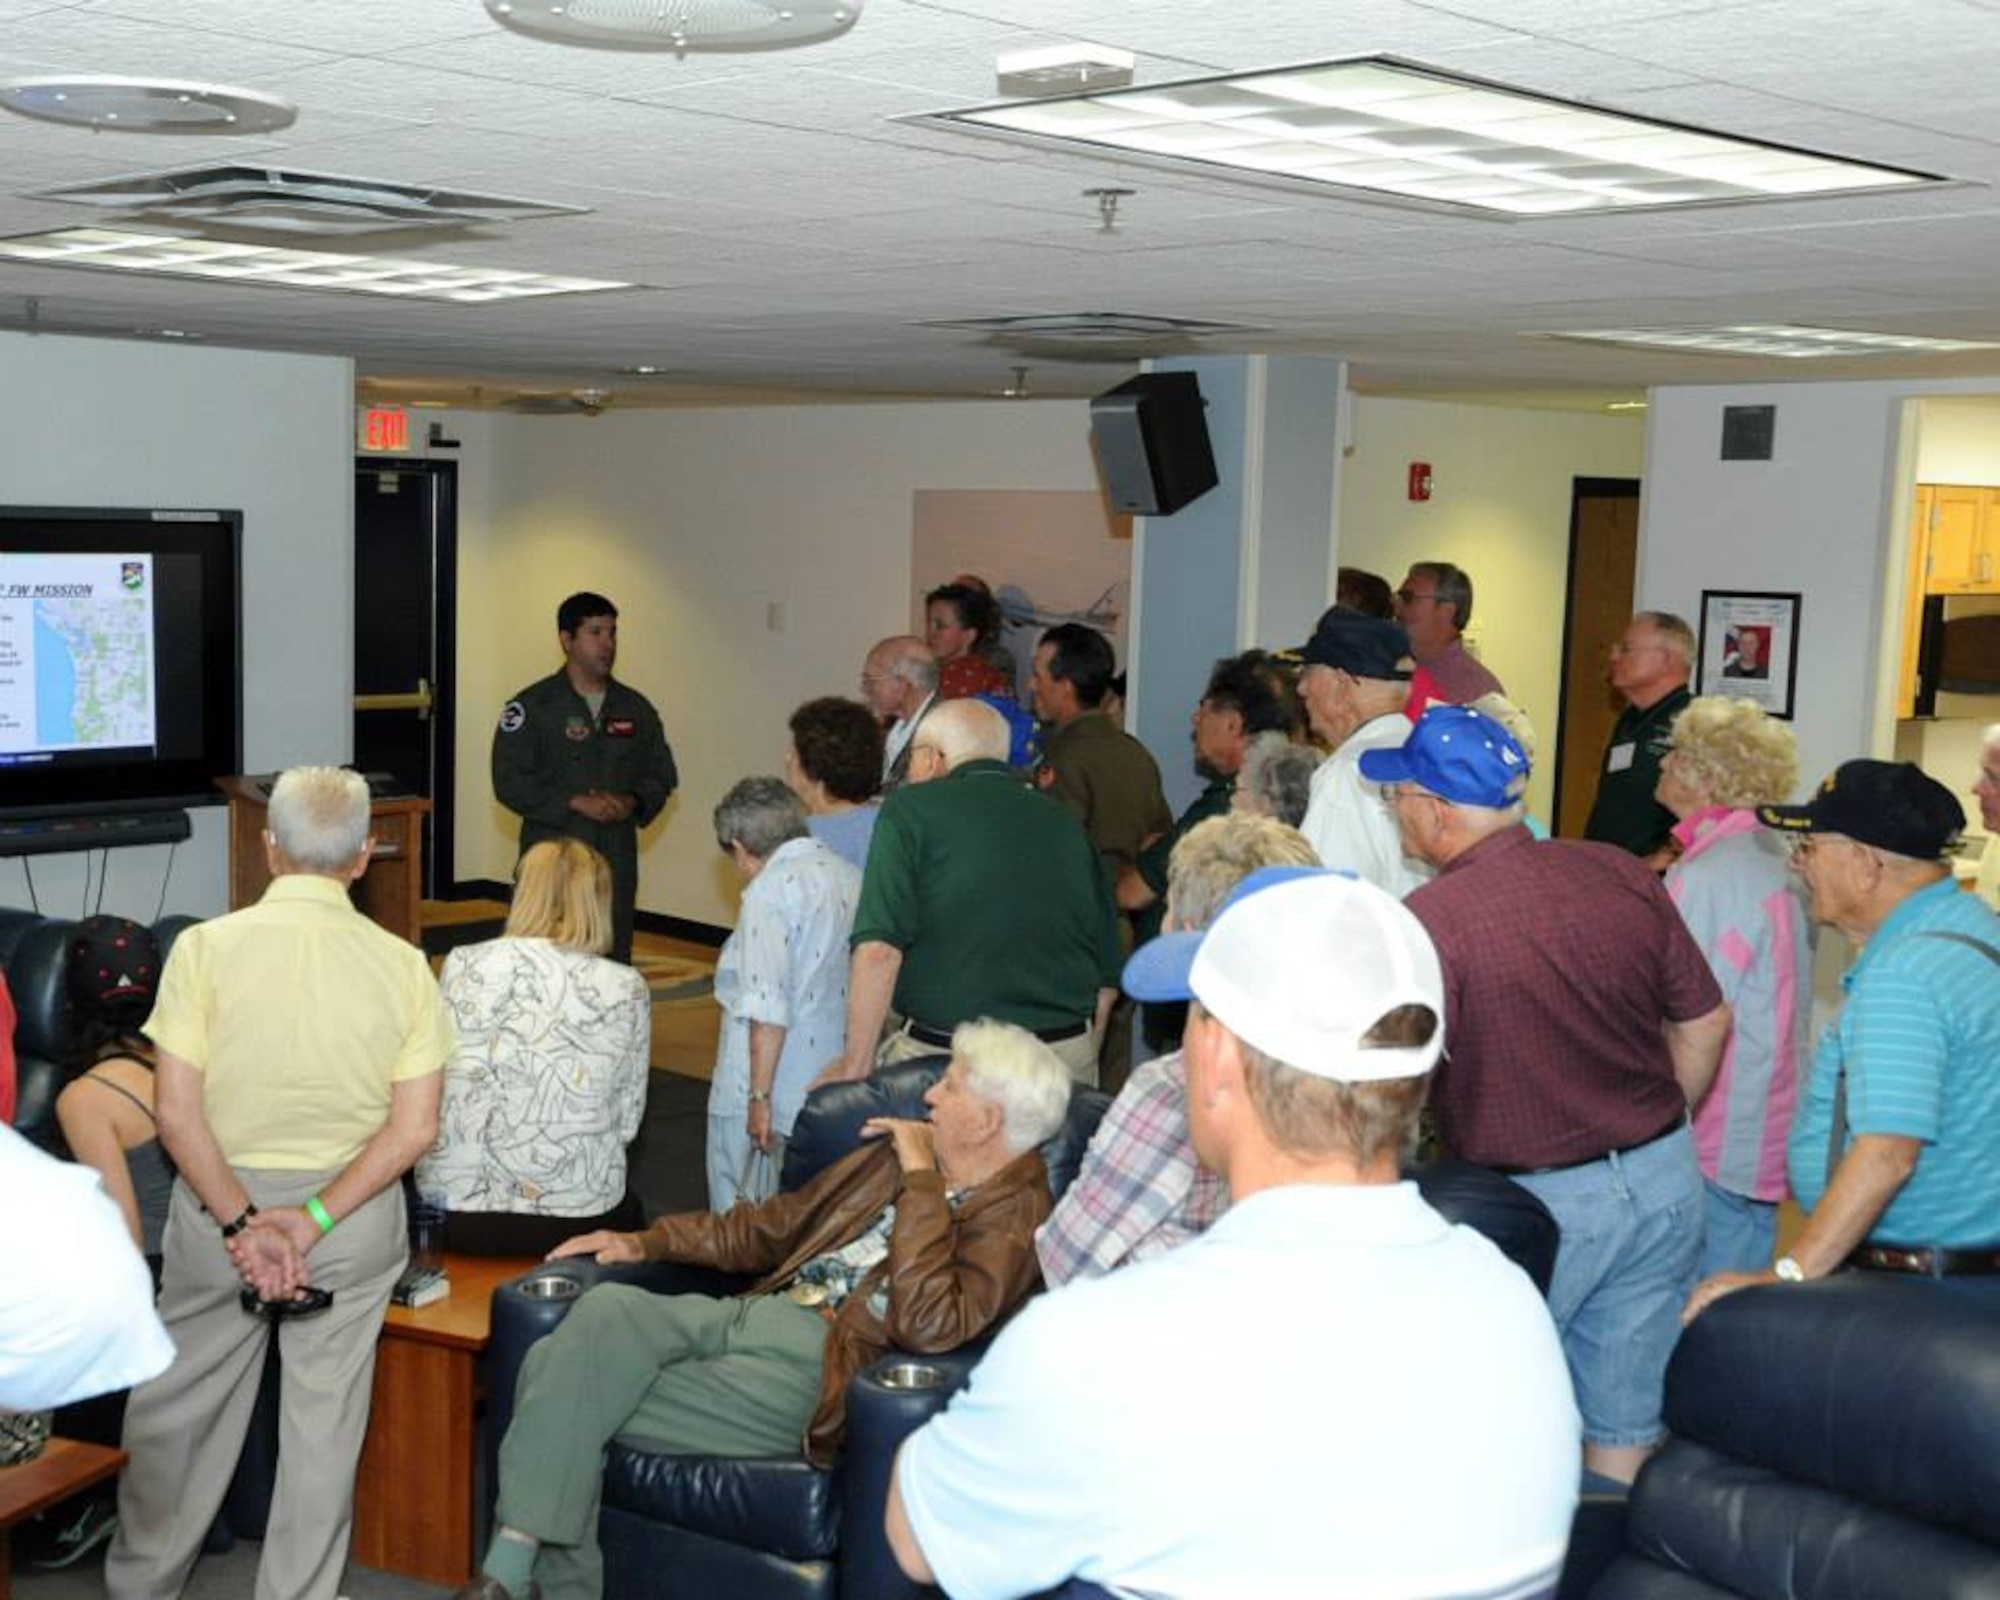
[0, 553, 157, 757]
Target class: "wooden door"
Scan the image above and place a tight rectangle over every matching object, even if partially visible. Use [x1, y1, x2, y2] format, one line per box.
[1553, 478, 1641, 837]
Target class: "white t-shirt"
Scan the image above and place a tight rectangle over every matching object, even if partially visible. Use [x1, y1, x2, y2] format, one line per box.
[899, 1182, 1579, 1600]
[1300, 712, 1430, 897]
[1, 1124, 174, 1409]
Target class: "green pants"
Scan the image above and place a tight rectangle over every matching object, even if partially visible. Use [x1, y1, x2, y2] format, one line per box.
[497, 1285, 828, 1600]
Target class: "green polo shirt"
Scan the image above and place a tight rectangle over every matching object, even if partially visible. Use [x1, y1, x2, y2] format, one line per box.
[1132, 776, 1236, 946]
[852, 759, 1121, 1032]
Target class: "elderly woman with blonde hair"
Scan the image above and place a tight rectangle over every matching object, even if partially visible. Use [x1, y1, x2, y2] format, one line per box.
[418, 839, 652, 1255]
[1656, 695, 1810, 1276]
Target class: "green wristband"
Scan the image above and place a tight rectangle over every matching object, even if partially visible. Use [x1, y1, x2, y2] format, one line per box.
[305, 1196, 336, 1235]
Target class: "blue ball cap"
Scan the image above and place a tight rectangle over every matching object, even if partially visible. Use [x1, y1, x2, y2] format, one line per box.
[1356, 704, 1529, 809]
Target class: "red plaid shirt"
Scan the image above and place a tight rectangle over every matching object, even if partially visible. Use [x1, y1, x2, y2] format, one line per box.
[1407, 826, 1722, 1169]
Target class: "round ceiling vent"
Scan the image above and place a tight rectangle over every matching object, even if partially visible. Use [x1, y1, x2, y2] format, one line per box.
[0, 76, 297, 134]
[485, 0, 861, 53]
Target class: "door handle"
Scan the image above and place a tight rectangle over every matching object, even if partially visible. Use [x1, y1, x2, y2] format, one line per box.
[354, 676, 433, 721]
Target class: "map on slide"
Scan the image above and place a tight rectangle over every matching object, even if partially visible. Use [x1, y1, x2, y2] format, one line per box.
[0, 554, 157, 756]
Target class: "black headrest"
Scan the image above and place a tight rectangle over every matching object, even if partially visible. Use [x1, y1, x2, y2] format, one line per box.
[1411, 1158, 1560, 1297]
[781, 1055, 1109, 1205]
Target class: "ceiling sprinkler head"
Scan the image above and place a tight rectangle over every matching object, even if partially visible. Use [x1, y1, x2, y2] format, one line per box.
[1084, 186, 1135, 234]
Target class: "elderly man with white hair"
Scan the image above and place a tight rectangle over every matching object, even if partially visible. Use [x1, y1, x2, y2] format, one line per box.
[823, 696, 1120, 1085]
[108, 766, 455, 1600]
[459, 1018, 1071, 1600]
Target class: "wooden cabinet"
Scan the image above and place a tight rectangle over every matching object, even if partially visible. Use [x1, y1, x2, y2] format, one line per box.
[1918, 483, 2000, 594]
[218, 775, 430, 945]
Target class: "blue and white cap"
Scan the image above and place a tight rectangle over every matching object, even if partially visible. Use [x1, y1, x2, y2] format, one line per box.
[1358, 704, 1529, 809]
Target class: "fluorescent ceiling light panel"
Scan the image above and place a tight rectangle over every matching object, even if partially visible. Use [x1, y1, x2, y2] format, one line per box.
[926, 56, 1938, 216]
[0, 228, 630, 303]
[1547, 325, 2000, 358]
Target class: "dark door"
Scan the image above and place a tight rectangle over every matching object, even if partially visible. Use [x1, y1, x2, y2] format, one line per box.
[353, 459, 456, 895]
[1553, 477, 1641, 837]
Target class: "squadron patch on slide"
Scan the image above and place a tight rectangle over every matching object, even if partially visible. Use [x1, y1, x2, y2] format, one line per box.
[498, 701, 526, 734]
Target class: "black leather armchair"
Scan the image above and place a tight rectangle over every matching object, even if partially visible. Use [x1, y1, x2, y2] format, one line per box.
[487, 1058, 1111, 1600]
[0, 906, 194, 1150]
[488, 1059, 1563, 1600]
[1575, 1272, 2000, 1598]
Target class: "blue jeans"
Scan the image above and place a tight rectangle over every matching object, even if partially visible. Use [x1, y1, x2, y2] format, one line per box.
[1515, 1124, 1702, 1450]
[1698, 1179, 1778, 1279]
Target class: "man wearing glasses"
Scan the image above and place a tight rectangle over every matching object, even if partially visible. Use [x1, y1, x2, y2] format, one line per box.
[1395, 561, 1506, 711]
[1585, 610, 1695, 865]
[1685, 760, 2000, 1318]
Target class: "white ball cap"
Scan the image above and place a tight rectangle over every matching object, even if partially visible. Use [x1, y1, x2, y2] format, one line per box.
[1189, 870, 1444, 1083]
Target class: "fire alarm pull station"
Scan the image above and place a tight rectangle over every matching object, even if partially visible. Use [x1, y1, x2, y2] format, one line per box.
[1408, 462, 1433, 502]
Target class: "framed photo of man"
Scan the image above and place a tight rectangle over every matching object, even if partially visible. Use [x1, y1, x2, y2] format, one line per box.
[1697, 590, 1801, 718]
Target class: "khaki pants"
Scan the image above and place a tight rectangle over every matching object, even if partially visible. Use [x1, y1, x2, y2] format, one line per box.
[877, 1017, 1099, 1087]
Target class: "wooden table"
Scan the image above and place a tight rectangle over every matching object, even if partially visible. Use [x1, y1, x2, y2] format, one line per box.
[352, 1253, 541, 1585]
[0, 1438, 126, 1600]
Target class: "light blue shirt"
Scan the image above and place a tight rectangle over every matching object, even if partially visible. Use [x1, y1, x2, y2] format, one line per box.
[807, 804, 879, 873]
[712, 836, 860, 1134]
[1788, 877, 2000, 1246]
[899, 1182, 1578, 1600]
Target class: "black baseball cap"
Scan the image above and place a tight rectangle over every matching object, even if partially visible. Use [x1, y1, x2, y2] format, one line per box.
[67, 915, 161, 1018]
[1758, 760, 1963, 860]
[1292, 610, 1413, 680]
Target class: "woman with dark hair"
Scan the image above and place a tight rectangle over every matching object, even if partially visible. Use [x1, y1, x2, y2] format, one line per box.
[926, 581, 1015, 700]
[785, 696, 884, 872]
[55, 917, 170, 1264]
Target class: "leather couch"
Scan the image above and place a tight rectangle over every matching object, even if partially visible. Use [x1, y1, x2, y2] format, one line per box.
[488, 1058, 1564, 1600]
[1575, 1272, 2000, 1599]
[0, 906, 194, 1152]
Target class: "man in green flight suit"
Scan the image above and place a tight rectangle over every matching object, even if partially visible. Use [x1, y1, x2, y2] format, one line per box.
[492, 592, 678, 962]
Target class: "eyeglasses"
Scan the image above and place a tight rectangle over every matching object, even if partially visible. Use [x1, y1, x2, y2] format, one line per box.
[1377, 782, 1430, 807]
[1394, 588, 1438, 606]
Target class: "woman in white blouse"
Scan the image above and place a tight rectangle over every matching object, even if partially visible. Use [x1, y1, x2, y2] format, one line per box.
[709, 777, 861, 1209]
[418, 840, 652, 1255]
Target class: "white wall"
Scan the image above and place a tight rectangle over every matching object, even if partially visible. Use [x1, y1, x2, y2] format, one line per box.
[451, 400, 1102, 928]
[1338, 397, 1648, 823]
[0, 332, 354, 922]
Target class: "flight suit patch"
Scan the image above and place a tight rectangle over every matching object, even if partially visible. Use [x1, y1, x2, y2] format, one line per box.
[498, 701, 526, 734]
[605, 718, 636, 738]
[565, 715, 591, 743]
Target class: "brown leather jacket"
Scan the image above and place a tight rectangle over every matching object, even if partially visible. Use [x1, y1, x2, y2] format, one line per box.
[639, 1139, 1050, 1466]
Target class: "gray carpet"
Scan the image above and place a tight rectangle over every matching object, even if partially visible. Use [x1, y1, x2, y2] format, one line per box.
[15, 1070, 713, 1600]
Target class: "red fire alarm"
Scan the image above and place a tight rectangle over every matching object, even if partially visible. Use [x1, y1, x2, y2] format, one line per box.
[1408, 461, 1433, 502]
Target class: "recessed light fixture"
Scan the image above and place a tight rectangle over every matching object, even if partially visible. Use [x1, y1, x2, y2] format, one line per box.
[996, 44, 1135, 98]
[0, 228, 633, 304]
[1604, 399, 1648, 412]
[922, 55, 1939, 217]
[134, 326, 201, 340]
[1547, 325, 2000, 358]
[0, 76, 297, 135]
[620, 364, 670, 375]
[485, 0, 860, 53]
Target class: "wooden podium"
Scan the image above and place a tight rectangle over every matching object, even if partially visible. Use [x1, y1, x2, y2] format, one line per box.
[218, 775, 430, 946]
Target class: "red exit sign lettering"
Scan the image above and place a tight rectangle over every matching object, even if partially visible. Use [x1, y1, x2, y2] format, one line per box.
[358, 407, 410, 452]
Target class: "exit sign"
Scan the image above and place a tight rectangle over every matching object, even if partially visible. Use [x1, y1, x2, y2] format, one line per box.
[358, 407, 410, 453]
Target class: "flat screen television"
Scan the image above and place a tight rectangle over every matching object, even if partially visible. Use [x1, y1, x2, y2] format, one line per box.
[0, 505, 242, 817]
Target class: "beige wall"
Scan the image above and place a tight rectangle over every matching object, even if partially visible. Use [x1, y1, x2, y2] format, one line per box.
[451, 400, 1102, 928]
[1337, 397, 1648, 824]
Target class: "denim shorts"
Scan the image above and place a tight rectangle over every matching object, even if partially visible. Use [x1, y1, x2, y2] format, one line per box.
[1698, 1178, 1779, 1280]
[1514, 1123, 1703, 1449]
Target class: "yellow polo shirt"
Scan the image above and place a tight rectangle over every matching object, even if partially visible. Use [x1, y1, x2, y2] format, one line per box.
[146, 874, 454, 1170]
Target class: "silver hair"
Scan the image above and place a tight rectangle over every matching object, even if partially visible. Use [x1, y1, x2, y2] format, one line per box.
[713, 776, 809, 860]
[1984, 722, 2000, 750]
[1633, 610, 1697, 667]
[1409, 561, 1474, 630]
[1238, 733, 1322, 829]
[890, 641, 939, 695]
[951, 1018, 1072, 1154]
[267, 767, 370, 871]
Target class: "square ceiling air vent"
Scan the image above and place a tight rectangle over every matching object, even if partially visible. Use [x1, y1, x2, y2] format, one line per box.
[34, 165, 588, 237]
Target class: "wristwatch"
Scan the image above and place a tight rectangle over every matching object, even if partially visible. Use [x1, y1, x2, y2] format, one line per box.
[1772, 1255, 1806, 1283]
[747, 1090, 771, 1105]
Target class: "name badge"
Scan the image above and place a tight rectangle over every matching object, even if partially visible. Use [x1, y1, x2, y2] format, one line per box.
[604, 718, 636, 738]
[1607, 742, 1636, 773]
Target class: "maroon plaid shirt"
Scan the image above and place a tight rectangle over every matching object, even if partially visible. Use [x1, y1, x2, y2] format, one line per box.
[1407, 826, 1723, 1170]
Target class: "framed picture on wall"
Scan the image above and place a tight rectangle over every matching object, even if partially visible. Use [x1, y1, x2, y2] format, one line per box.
[1696, 590, 1801, 719]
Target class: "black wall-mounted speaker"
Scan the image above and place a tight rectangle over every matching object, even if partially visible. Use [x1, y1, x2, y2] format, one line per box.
[1089, 372, 1219, 516]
